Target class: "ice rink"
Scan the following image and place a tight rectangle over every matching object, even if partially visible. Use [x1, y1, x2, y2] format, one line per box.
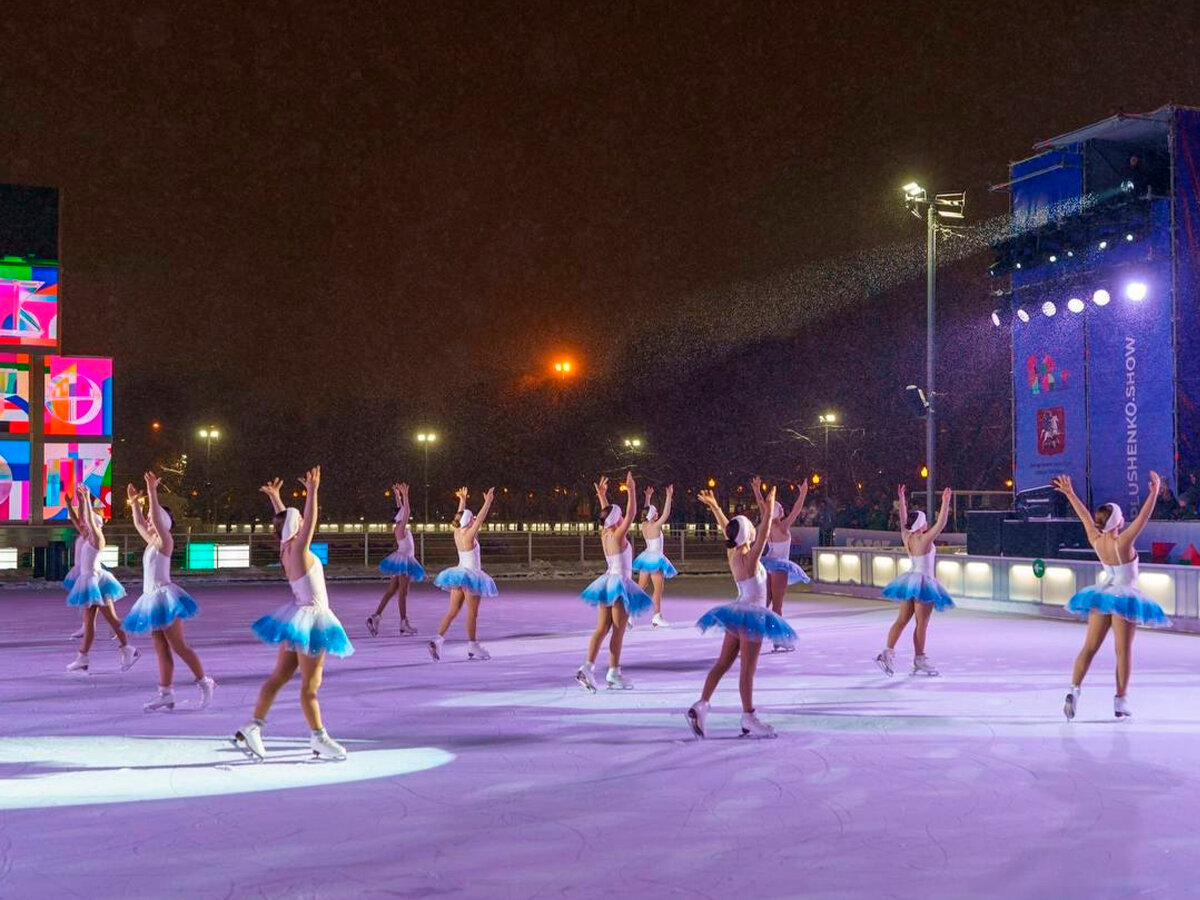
[2, 575, 1198, 898]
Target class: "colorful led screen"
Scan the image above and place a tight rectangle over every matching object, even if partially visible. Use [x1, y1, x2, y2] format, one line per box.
[45, 356, 112, 436]
[0, 440, 32, 521]
[0, 263, 58, 349]
[0, 354, 30, 434]
[44, 442, 112, 521]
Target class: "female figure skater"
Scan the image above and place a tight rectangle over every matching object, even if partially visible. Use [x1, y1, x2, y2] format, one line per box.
[633, 484, 677, 628]
[66, 485, 139, 673]
[575, 473, 653, 692]
[122, 471, 215, 711]
[233, 468, 353, 762]
[752, 476, 811, 653]
[686, 485, 794, 739]
[65, 495, 117, 642]
[873, 485, 954, 677]
[366, 482, 423, 637]
[428, 486, 497, 661]
[1053, 471, 1169, 720]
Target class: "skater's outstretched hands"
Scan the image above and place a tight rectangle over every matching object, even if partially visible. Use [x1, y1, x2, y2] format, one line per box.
[1051, 474, 1075, 497]
[644, 485, 654, 504]
[593, 475, 609, 505]
[259, 478, 285, 513]
[300, 466, 321, 493]
[697, 488, 729, 530]
[1127, 470, 1165, 543]
[126, 483, 142, 504]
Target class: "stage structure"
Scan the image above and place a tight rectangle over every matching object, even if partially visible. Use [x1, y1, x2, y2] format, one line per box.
[0, 185, 114, 525]
[990, 105, 1200, 526]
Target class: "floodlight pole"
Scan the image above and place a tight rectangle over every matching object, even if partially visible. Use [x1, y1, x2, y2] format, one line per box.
[925, 203, 937, 519]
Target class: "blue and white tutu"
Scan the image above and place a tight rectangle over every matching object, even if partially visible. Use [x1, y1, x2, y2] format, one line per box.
[65, 571, 128, 608]
[580, 574, 654, 615]
[122, 584, 199, 632]
[762, 556, 811, 585]
[62, 570, 78, 591]
[379, 552, 426, 580]
[434, 567, 499, 597]
[252, 603, 355, 657]
[881, 573, 955, 611]
[696, 602, 797, 645]
[632, 550, 678, 578]
[1067, 586, 1170, 627]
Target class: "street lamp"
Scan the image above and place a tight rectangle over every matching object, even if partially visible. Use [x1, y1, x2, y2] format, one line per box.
[416, 432, 438, 524]
[902, 181, 966, 517]
[622, 437, 643, 450]
[198, 427, 221, 525]
[817, 413, 839, 485]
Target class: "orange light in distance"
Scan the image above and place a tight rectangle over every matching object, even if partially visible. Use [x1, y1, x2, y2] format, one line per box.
[811, 474, 821, 485]
[707, 477, 716, 488]
[151, 421, 162, 431]
[920, 466, 929, 479]
[1005, 478, 1014, 488]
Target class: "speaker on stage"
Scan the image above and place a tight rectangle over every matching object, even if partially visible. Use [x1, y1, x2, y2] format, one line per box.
[967, 510, 1008, 556]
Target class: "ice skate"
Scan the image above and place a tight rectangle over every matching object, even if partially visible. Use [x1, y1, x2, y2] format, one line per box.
[740, 711, 777, 739]
[1114, 694, 1132, 719]
[144, 689, 175, 712]
[772, 642, 796, 654]
[119, 645, 141, 672]
[365, 614, 381, 637]
[66, 651, 89, 673]
[875, 648, 895, 676]
[427, 635, 444, 661]
[605, 667, 633, 690]
[68, 626, 84, 640]
[311, 731, 348, 761]
[651, 613, 669, 628]
[686, 700, 709, 739]
[467, 641, 491, 661]
[575, 664, 597, 693]
[1064, 685, 1080, 721]
[196, 676, 216, 709]
[399, 618, 418, 635]
[911, 654, 939, 677]
[232, 722, 267, 761]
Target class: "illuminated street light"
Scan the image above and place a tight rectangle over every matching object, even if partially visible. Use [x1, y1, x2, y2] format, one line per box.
[416, 432, 439, 524]
[622, 438, 643, 449]
[197, 426, 221, 525]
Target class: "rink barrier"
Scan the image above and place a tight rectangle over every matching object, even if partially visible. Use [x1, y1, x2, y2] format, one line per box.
[812, 547, 1200, 623]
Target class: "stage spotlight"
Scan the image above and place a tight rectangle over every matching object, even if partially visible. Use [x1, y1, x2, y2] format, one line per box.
[1067, 250, 1074, 258]
[1099, 240, 1108, 250]
[1126, 233, 1135, 242]
[1067, 297, 1085, 313]
[1125, 281, 1148, 301]
[1016, 307, 1030, 323]
[1015, 262, 1023, 269]
[1093, 289, 1111, 307]
[1048, 255, 1058, 263]
[1042, 301, 1057, 317]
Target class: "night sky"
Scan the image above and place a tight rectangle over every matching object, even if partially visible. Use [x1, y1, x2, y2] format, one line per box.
[5, 3, 1200, 516]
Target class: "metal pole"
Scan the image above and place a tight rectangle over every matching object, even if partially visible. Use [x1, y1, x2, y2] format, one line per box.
[926, 203, 937, 517]
[423, 444, 430, 524]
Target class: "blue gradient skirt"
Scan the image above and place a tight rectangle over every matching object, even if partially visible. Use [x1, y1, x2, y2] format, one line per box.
[1067, 586, 1170, 627]
[580, 574, 654, 615]
[762, 556, 811, 585]
[697, 602, 796, 645]
[62, 570, 78, 591]
[252, 603, 355, 657]
[632, 551, 678, 578]
[434, 566, 499, 597]
[66, 571, 128, 608]
[882, 573, 955, 611]
[379, 552, 426, 581]
[123, 584, 200, 632]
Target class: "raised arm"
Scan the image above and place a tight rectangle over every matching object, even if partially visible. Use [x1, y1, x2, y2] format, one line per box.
[393, 482, 410, 530]
[296, 466, 321, 550]
[659, 485, 674, 522]
[465, 487, 495, 541]
[784, 483, 809, 527]
[259, 477, 285, 515]
[127, 483, 153, 543]
[927, 486, 953, 540]
[454, 486, 468, 518]
[593, 476, 609, 511]
[897, 484, 910, 534]
[750, 475, 770, 516]
[79, 486, 105, 549]
[1051, 474, 1100, 544]
[1122, 470, 1162, 546]
[698, 489, 729, 531]
[144, 471, 174, 554]
[749, 486, 776, 563]
[614, 471, 637, 541]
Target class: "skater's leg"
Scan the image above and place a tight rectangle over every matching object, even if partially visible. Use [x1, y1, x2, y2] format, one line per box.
[608, 603, 629, 668]
[253, 647, 298, 721]
[767, 571, 787, 616]
[1071, 612, 1111, 688]
[437, 589, 465, 637]
[650, 572, 665, 616]
[886, 601, 915, 649]
[152, 630, 174, 686]
[464, 592, 481, 642]
[738, 635, 763, 713]
[637, 570, 650, 593]
[163, 619, 205, 680]
[80, 605, 99, 653]
[297, 651, 326, 732]
[912, 601, 933, 657]
[587, 606, 613, 665]
[97, 601, 129, 647]
[700, 632, 741, 702]
[396, 575, 410, 621]
[373, 577, 399, 618]
[1112, 616, 1136, 697]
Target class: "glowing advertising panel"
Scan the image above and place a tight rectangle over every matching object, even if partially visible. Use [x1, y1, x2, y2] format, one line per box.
[0, 263, 58, 349]
[0, 353, 30, 434]
[0, 440, 31, 520]
[45, 356, 112, 436]
[44, 442, 112, 521]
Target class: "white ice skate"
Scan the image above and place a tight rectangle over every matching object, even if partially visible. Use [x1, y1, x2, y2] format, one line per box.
[68, 626, 84, 640]
[875, 648, 895, 676]
[771, 642, 796, 654]
[651, 614, 669, 628]
[119, 645, 141, 672]
[311, 731, 348, 761]
[686, 700, 709, 739]
[144, 689, 175, 712]
[605, 667, 633, 690]
[1114, 694, 1132, 719]
[365, 614, 381, 637]
[575, 664, 597, 693]
[196, 676, 216, 709]
[740, 711, 777, 739]
[399, 618, 418, 635]
[467, 641, 491, 661]
[427, 635, 444, 662]
[911, 654, 939, 677]
[232, 722, 267, 761]
[1064, 685, 1080, 721]
[66, 652, 89, 673]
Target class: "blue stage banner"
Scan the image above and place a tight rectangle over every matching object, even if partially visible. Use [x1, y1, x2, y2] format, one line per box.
[1087, 254, 1175, 518]
[1173, 108, 1200, 480]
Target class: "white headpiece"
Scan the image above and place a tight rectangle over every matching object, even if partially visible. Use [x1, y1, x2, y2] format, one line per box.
[729, 514, 756, 546]
[1102, 502, 1125, 533]
[908, 511, 928, 532]
[458, 508, 474, 528]
[645, 504, 659, 522]
[603, 505, 622, 528]
[280, 507, 301, 543]
[772, 501, 785, 521]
